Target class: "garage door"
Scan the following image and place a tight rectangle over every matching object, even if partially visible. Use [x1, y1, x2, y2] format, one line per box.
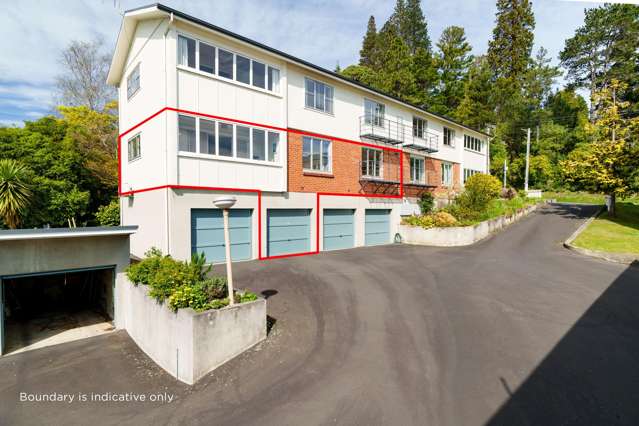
[323, 209, 355, 251]
[191, 209, 252, 263]
[365, 209, 391, 246]
[267, 209, 311, 257]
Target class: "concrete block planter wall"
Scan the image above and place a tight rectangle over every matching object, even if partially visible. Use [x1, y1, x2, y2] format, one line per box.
[399, 203, 545, 247]
[119, 282, 266, 384]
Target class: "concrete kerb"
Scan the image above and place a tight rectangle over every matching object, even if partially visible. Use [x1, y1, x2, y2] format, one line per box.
[563, 205, 638, 265]
[399, 200, 552, 247]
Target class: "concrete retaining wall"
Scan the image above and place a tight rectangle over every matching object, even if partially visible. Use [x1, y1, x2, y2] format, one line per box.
[399, 204, 540, 247]
[120, 283, 266, 384]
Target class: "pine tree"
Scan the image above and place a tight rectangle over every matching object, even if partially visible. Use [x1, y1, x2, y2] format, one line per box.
[402, 0, 431, 54]
[431, 26, 473, 115]
[455, 56, 496, 131]
[487, 0, 535, 98]
[374, 24, 419, 102]
[360, 16, 378, 68]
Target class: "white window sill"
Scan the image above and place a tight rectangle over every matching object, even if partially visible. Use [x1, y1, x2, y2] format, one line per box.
[177, 65, 283, 99]
[464, 148, 484, 155]
[303, 106, 334, 117]
[178, 151, 283, 168]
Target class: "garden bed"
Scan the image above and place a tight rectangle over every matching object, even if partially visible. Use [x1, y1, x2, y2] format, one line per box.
[121, 282, 266, 384]
[399, 202, 546, 247]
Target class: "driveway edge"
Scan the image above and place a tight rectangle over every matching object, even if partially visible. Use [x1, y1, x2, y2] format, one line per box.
[563, 205, 638, 265]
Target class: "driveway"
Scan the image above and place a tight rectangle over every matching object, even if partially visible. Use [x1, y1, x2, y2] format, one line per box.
[1, 204, 638, 426]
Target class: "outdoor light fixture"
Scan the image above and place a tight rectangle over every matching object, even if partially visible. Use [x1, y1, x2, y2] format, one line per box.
[213, 196, 237, 305]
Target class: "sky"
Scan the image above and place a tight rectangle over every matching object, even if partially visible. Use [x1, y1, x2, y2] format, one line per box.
[0, 0, 595, 127]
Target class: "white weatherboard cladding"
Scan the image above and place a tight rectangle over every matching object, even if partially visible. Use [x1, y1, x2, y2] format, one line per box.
[463, 149, 487, 173]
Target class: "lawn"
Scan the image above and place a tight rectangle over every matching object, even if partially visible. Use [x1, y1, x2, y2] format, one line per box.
[543, 191, 639, 205]
[572, 202, 639, 255]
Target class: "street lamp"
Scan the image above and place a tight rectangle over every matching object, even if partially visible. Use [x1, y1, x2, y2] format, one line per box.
[213, 196, 237, 305]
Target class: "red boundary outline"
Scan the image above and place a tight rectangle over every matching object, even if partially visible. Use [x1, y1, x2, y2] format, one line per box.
[118, 108, 405, 261]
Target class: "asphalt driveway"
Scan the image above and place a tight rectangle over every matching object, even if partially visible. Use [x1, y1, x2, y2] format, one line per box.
[1, 203, 638, 426]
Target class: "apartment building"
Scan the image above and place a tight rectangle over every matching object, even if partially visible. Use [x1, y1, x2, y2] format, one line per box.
[107, 3, 490, 262]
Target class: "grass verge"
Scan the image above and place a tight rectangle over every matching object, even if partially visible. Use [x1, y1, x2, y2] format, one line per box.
[572, 202, 639, 255]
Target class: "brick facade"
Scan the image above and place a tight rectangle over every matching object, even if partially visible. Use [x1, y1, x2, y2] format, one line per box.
[287, 133, 460, 197]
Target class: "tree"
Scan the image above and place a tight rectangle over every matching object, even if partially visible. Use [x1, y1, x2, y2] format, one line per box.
[432, 26, 473, 115]
[374, 25, 419, 103]
[399, 0, 431, 54]
[561, 81, 639, 216]
[360, 16, 378, 68]
[547, 88, 589, 130]
[0, 159, 32, 229]
[95, 199, 120, 226]
[560, 4, 639, 116]
[455, 56, 496, 131]
[522, 47, 562, 115]
[55, 37, 116, 111]
[487, 0, 535, 109]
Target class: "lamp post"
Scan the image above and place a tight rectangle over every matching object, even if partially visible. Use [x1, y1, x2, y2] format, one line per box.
[213, 196, 237, 305]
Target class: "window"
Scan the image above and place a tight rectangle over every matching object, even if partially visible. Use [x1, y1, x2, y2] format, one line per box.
[127, 64, 140, 99]
[464, 135, 482, 152]
[464, 168, 481, 182]
[219, 123, 234, 157]
[305, 78, 334, 114]
[413, 117, 427, 139]
[364, 99, 385, 127]
[252, 61, 265, 89]
[252, 129, 266, 161]
[236, 125, 250, 159]
[410, 157, 425, 184]
[178, 35, 196, 68]
[128, 134, 141, 161]
[441, 162, 453, 186]
[199, 118, 216, 155]
[218, 49, 234, 79]
[443, 127, 455, 147]
[178, 115, 196, 152]
[236, 55, 250, 84]
[302, 136, 331, 172]
[199, 42, 215, 74]
[361, 148, 382, 178]
[268, 132, 280, 162]
[268, 66, 280, 93]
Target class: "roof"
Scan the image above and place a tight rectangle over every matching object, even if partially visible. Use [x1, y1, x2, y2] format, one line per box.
[107, 3, 489, 137]
[0, 226, 138, 241]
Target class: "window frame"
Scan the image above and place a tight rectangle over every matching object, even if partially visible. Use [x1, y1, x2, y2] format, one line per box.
[464, 134, 483, 153]
[361, 147, 383, 178]
[126, 63, 141, 100]
[176, 32, 281, 95]
[127, 133, 141, 162]
[410, 156, 425, 184]
[364, 99, 386, 128]
[302, 136, 332, 173]
[443, 127, 455, 147]
[413, 117, 427, 140]
[304, 77, 334, 114]
[441, 162, 453, 187]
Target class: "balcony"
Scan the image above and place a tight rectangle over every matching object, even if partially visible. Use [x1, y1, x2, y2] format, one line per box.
[359, 115, 439, 153]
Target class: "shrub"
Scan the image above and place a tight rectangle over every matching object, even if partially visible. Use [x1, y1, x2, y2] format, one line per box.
[458, 173, 501, 212]
[401, 211, 458, 229]
[418, 192, 435, 214]
[432, 211, 458, 227]
[95, 199, 120, 226]
[501, 187, 518, 200]
[126, 248, 257, 312]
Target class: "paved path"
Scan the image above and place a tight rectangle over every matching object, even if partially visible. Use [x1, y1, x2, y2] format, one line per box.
[1, 204, 638, 426]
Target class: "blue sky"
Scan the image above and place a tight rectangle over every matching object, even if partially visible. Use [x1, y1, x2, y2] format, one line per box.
[0, 0, 593, 126]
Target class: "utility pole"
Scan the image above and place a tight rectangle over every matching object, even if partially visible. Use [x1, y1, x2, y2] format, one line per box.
[524, 128, 531, 193]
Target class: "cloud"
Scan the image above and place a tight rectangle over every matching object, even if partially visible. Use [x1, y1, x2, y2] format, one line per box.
[0, 0, 589, 125]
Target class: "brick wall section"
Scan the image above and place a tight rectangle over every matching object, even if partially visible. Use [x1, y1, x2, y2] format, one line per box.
[287, 133, 461, 197]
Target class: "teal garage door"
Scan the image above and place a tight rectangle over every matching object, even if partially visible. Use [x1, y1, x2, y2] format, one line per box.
[267, 209, 311, 256]
[365, 209, 391, 246]
[323, 209, 355, 251]
[191, 209, 252, 263]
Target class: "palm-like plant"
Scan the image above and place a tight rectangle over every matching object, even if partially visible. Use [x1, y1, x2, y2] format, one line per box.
[0, 159, 32, 229]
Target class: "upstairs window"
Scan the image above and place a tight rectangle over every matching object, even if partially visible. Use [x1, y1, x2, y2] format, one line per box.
[413, 117, 427, 139]
[199, 42, 215, 74]
[361, 147, 382, 178]
[127, 63, 140, 100]
[252, 60, 266, 89]
[443, 127, 455, 147]
[464, 135, 482, 152]
[410, 156, 425, 183]
[178, 115, 196, 152]
[218, 49, 234, 79]
[178, 35, 196, 68]
[199, 118, 216, 155]
[252, 129, 266, 161]
[236, 55, 251, 84]
[305, 78, 334, 114]
[302, 136, 332, 172]
[268, 66, 280, 93]
[128, 134, 141, 161]
[364, 99, 385, 127]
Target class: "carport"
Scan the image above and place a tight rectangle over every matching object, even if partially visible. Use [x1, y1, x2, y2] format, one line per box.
[0, 226, 136, 356]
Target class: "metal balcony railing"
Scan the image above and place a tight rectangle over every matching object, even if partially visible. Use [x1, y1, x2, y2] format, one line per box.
[359, 115, 439, 153]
